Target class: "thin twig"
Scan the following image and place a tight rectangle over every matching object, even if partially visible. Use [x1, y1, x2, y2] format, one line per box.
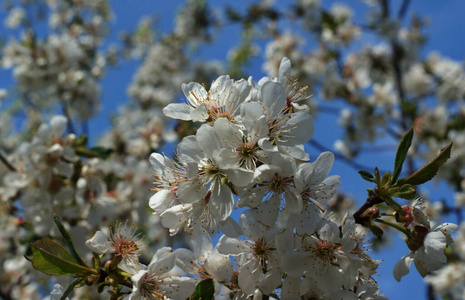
[309, 139, 388, 173]
[61, 101, 76, 134]
[398, 0, 412, 20]
[0, 152, 16, 172]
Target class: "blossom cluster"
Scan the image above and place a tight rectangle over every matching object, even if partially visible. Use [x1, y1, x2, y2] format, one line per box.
[117, 57, 385, 299]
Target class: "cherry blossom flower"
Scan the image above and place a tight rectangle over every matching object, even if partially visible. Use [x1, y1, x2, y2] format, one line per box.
[86, 221, 145, 274]
[129, 247, 196, 300]
[163, 75, 251, 123]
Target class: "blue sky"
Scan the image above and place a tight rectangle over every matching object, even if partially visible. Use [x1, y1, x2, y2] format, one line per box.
[1, 1, 465, 299]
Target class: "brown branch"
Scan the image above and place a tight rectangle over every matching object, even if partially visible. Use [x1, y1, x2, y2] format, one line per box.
[353, 195, 384, 226]
[0, 152, 16, 172]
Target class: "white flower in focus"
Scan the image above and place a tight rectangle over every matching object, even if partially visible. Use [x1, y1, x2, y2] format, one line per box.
[237, 153, 300, 227]
[129, 247, 196, 300]
[282, 219, 358, 295]
[393, 198, 458, 281]
[174, 230, 233, 291]
[217, 210, 283, 296]
[163, 75, 251, 123]
[242, 81, 313, 160]
[213, 118, 268, 170]
[86, 222, 145, 274]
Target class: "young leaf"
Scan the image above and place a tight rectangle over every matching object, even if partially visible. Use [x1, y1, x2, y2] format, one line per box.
[190, 278, 215, 300]
[392, 128, 414, 183]
[399, 143, 453, 186]
[26, 238, 94, 276]
[358, 170, 375, 183]
[54, 215, 89, 268]
[393, 184, 416, 200]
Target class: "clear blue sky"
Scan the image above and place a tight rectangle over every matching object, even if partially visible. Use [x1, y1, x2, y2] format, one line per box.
[2, 1, 465, 299]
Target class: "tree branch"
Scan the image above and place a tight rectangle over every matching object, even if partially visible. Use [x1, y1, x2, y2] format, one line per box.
[0, 151, 16, 172]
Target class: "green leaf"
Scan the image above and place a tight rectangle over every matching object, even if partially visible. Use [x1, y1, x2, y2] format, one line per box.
[26, 238, 93, 276]
[380, 172, 391, 187]
[393, 184, 416, 200]
[393, 128, 414, 183]
[383, 196, 403, 212]
[61, 278, 84, 300]
[53, 215, 89, 268]
[321, 11, 338, 32]
[358, 170, 375, 183]
[190, 278, 215, 300]
[374, 167, 381, 184]
[73, 134, 88, 147]
[369, 224, 384, 239]
[75, 146, 113, 159]
[399, 143, 453, 186]
[89, 146, 113, 159]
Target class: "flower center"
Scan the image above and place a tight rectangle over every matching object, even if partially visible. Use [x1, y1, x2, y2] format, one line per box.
[114, 239, 139, 258]
[268, 173, 293, 194]
[236, 142, 258, 169]
[313, 240, 335, 262]
[140, 273, 164, 299]
[251, 238, 274, 270]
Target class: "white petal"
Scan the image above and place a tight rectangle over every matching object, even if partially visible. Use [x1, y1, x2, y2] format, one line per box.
[242, 102, 265, 132]
[281, 276, 301, 300]
[278, 57, 291, 83]
[261, 81, 286, 119]
[190, 103, 209, 121]
[192, 230, 213, 262]
[174, 248, 198, 274]
[204, 251, 234, 282]
[177, 181, 206, 204]
[236, 187, 266, 208]
[423, 231, 447, 272]
[240, 209, 267, 241]
[160, 204, 192, 231]
[149, 247, 176, 275]
[85, 231, 111, 254]
[281, 111, 314, 145]
[196, 124, 222, 157]
[50, 115, 67, 137]
[275, 229, 296, 254]
[218, 217, 242, 238]
[311, 152, 335, 184]
[282, 251, 310, 277]
[163, 103, 193, 120]
[208, 184, 234, 221]
[238, 259, 261, 295]
[393, 253, 413, 282]
[160, 276, 197, 299]
[216, 235, 249, 256]
[277, 145, 310, 161]
[149, 190, 175, 214]
[222, 167, 254, 187]
[177, 136, 202, 163]
[256, 195, 280, 227]
[182, 82, 208, 106]
[214, 117, 242, 147]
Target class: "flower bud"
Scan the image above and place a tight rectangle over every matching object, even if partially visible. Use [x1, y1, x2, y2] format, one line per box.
[360, 207, 380, 221]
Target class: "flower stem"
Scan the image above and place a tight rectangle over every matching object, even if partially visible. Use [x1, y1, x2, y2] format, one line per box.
[375, 218, 411, 238]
